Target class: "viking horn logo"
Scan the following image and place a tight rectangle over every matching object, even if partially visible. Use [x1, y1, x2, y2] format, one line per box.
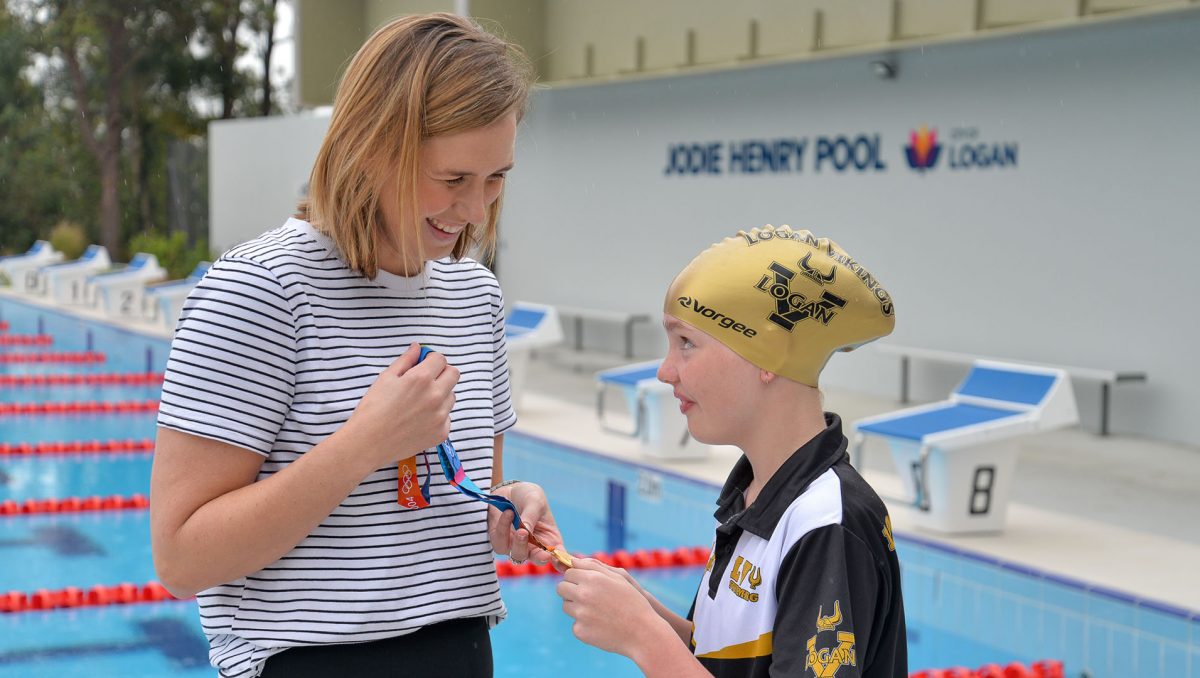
[799, 253, 836, 285]
[816, 601, 842, 631]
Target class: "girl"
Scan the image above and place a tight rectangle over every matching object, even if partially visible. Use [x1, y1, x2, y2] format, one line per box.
[557, 225, 907, 678]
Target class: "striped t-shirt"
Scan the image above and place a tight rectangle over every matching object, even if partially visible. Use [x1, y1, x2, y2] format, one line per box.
[157, 218, 517, 677]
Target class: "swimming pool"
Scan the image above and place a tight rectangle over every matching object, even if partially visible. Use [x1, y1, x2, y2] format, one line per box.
[2, 295, 1198, 677]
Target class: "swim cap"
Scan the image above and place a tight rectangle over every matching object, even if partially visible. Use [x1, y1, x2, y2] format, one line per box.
[665, 225, 895, 386]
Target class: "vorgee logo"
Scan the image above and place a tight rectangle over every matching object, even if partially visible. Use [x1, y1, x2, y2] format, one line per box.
[676, 297, 757, 338]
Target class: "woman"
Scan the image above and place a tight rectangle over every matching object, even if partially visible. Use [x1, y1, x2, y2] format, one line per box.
[150, 13, 560, 677]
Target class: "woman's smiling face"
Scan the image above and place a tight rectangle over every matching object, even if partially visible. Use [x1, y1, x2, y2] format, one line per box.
[378, 112, 516, 274]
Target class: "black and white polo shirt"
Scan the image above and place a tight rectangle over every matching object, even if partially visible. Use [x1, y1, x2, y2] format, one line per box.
[689, 414, 907, 678]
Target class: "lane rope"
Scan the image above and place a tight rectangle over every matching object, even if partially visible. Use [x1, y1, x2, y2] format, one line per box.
[0, 439, 155, 456]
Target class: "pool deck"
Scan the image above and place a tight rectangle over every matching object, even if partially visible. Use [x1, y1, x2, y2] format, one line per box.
[0, 288, 173, 340]
[515, 349, 1200, 615]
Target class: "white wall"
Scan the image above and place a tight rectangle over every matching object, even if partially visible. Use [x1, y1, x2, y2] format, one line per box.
[210, 11, 1200, 445]
[209, 111, 330, 252]
[497, 12, 1200, 445]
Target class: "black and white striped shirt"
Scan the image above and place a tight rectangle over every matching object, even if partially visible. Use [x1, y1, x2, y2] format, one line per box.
[157, 218, 517, 677]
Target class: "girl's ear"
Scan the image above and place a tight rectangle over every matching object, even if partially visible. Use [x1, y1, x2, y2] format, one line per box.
[760, 369, 777, 384]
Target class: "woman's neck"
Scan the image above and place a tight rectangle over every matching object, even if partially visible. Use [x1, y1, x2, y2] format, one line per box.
[376, 239, 423, 277]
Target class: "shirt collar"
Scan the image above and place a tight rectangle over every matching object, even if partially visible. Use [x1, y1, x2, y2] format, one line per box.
[713, 412, 849, 539]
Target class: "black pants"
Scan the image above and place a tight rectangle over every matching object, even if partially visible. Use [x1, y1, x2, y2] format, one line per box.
[260, 617, 492, 677]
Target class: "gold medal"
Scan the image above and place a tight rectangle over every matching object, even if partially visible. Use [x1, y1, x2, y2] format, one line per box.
[527, 532, 573, 568]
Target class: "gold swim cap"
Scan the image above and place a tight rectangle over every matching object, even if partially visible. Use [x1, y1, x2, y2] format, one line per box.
[665, 225, 895, 386]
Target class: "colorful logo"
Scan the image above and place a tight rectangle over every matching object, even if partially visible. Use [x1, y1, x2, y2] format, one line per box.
[904, 125, 941, 171]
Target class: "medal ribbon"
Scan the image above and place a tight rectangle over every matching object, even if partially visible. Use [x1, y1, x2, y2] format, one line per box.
[396, 347, 525, 529]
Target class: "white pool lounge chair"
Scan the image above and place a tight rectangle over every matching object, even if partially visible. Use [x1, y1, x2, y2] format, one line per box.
[595, 359, 707, 460]
[851, 360, 1078, 533]
[504, 301, 564, 409]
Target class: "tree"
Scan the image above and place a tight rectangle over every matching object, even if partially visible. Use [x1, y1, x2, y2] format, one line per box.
[258, 0, 279, 117]
[39, 1, 161, 253]
[0, 4, 95, 253]
[192, 0, 278, 119]
[4, 0, 283, 256]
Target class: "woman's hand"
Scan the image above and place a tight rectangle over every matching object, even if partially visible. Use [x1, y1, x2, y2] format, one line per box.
[487, 481, 564, 565]
[339, 342, 459, 471]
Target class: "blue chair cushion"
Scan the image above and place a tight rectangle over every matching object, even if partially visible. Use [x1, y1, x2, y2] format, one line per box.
[957, 366, 1056, 406]
[508, 307, 546, 331]
[598, 364, 661, 387]
[856, 403, 1024, 442]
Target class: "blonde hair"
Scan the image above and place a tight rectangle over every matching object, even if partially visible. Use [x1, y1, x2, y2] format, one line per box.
[298, 13, 533, 278]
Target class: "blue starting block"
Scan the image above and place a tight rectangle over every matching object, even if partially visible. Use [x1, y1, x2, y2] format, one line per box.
[504, 301, 563, 409]
[144, 262, 211, 331]
[90, 253, 168, 318]
[0, 240, 64, 294]
[851, 360, 1078, 533]
[595, 360, 707, 459]
[42, 245, 112, 305]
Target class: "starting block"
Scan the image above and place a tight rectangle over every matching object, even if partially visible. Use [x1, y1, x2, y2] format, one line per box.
[90, 253, 168, 318]
[595, 360, 707, 460]
[504, 302, 563, 409]
[851, 360, 1078, 533]
[42, 245, 112, 306]
[143, 261, 211, 331]
[0, 241, 64, 294]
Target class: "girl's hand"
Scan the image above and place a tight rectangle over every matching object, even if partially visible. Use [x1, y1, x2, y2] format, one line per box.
[557, 558, 662, 656]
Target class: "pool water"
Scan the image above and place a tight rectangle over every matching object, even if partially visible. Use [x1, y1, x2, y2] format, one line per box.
[1, 456, 153, 503]
[2, 296, 1198, 678]
[0, 412, 157, 444]
[0, 384, 161, 405]
[0, 602, 211, 677]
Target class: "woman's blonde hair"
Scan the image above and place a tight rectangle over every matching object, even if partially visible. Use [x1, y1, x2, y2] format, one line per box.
[298, 13, 533, 278]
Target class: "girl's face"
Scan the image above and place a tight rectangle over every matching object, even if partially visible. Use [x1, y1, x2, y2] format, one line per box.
[657, 315, 764, 447]
[379, 112, 517, 275]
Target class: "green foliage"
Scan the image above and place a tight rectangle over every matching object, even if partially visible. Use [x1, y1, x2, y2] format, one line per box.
[48, 220, 88, 260]
[128, 230, 212, 280]
[1, 0, 283, 257]
[0, 6, 97, 253]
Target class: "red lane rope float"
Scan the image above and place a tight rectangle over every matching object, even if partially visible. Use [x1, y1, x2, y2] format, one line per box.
[0, 372, 164, 388]
[0, 351, 105, 364]
[0, 334, 53, 346]
[0, 400, 159, 416]
[0, 581, 190, 614]
[0, 438, 155, 456]
[910, 660, 1064, 678]
[0, 493, 149, 516]
[495, 546, 711, 578]
[0, 547, 713, 612]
